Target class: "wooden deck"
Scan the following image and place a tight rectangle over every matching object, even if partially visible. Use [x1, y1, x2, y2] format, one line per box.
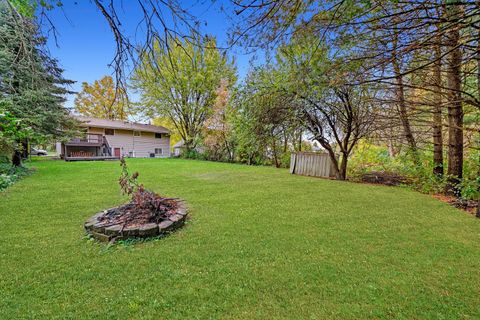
[65, 156, 119, 161]
[65, 134, 104, 147]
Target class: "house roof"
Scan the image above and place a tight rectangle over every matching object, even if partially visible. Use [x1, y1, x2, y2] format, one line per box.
[75, 116, 170, 134]
[173, 140, 184, 148]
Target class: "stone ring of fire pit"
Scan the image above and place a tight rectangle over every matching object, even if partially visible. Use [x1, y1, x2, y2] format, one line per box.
[84, 200, 188, 243]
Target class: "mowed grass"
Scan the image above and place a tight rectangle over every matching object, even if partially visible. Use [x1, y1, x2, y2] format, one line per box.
[1, 158, 479, 319]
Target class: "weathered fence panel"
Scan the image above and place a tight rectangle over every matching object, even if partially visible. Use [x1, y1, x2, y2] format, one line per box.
[290, 152, 336, 178]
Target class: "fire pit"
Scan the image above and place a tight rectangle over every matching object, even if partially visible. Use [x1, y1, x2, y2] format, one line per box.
[84, 199, 188, 242]
[84, 157, 188, 243]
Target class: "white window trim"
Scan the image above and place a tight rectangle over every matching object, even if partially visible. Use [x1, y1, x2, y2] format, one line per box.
[155, 148, 163, 155]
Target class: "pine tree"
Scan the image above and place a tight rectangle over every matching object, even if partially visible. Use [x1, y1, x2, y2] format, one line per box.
[0, 2, 76, 166]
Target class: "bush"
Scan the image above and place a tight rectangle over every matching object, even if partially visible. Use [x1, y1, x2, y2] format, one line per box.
[349, 141, 478, 200]
[0, 174, 15, 189]
[0, 163, 31, 191]
[0, 154, 9, 163]
[181, 149, 207, 160]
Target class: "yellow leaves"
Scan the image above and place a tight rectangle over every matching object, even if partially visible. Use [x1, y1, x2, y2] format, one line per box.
[74, 76, 131, 120]
[152, 117, 181, 146]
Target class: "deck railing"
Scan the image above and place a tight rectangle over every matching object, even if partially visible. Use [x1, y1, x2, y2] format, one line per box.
[102, 136, 112, 156]
[68, 134, 103, 144]
[69, 151, 95, 158]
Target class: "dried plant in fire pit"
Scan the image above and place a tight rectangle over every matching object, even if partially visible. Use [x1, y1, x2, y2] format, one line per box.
[84, 158, 188, 242]
[116, 157, 178, 224]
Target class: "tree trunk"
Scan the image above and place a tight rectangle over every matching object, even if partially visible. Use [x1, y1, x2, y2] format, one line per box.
[338, 154, 348, 180]
[477, 198, 480, 218]
[432, 35, 444, 177]
[322, 146, 341, 180]
[477, 142, 480, 217]
[271, 137, 280, 168]
[392, 35, 419, 164]
[12, 149, 22, 167]
[184, 138, 196, 155]
[388, 140, 397, 157]
[445, 4, 464, 196]
[21, 140, 29, 159]
[476, 1, 480, 217]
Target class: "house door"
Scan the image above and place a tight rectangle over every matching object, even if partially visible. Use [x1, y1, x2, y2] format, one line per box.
[114, 148, 121, 157]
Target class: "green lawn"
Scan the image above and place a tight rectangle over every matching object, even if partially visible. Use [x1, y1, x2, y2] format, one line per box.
[1, 158, 479, 319]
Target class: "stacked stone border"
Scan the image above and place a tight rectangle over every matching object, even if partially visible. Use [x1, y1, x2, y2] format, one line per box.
[84, 200, 188, 243]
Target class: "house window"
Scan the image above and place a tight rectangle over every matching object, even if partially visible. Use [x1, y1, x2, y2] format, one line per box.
[133, 131, 141, 137]
[155, 148, 163, 155]
[155, 133, 162, 139]
[105, 129, 114, 135]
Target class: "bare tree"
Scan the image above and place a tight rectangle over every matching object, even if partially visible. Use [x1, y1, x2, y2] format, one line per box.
[298, 86, 378, 180]
[229, 0, 480, 193]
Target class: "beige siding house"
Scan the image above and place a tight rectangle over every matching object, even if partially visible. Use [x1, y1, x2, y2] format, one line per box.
[57, 117, 170, 160]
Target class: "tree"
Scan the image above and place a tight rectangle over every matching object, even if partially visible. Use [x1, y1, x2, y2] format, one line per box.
[132, 34, 236, 153]
[432, 29, 444, 177]
[445, 2, 464, 196]
[202, 79, 236, 162]
[229, 0, 479, 190]
[0, 106, 34, 165]
[391, 25, 419, 164]
[74, 76, 131, 120]
[273, 32, 378, 179]
[231, 79, 266, 165]
[0, 2, 76, 166]
[8, 0, 205, 93]
[232, 64, 304, 167]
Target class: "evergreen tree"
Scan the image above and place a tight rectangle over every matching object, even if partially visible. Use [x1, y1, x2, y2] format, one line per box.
[0, 2, 76, 166]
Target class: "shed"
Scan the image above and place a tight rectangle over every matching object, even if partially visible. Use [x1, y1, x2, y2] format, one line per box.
[173, 140, 184, 156]
[290, 152, 337, 178]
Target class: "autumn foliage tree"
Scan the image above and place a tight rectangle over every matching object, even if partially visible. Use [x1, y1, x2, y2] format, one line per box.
[132, 34, 236, 153]
[74, 76, 131, 120]
[202, 79, 236, 161]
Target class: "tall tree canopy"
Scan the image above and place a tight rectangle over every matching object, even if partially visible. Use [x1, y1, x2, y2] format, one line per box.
[0, 2, 75, 165]
[232, 63, 304, 167]
[132, 35, 236, 152]
[202, 79, 237, 162]
[74, 76, 131, 120]
[229, 0, 480, 190]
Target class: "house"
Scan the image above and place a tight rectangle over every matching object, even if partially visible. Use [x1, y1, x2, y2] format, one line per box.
[56, 116, 171, 161]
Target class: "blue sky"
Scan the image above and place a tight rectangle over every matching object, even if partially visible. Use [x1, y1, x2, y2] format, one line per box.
[43, 1, 258, 110]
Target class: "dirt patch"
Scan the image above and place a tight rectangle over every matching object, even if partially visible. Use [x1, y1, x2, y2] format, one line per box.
[432, 194, 478, 215]
[359, 171, 409, 186]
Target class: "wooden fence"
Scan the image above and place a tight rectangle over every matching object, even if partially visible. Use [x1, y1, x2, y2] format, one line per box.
[290, 152, 337, 178]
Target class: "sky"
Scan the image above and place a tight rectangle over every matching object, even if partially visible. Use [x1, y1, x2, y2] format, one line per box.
[43, 1, 258, 111]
